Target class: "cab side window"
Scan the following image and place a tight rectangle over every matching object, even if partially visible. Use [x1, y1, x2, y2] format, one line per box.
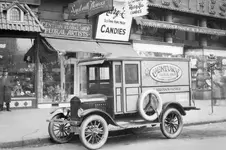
[115, 65, 121, 83]
[125, 64, 139, 84]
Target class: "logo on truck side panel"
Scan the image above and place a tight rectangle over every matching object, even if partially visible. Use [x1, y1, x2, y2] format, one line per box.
[149, 64, 182, 83]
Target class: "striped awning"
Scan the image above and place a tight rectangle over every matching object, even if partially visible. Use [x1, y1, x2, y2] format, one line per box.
[135, 18, 226, 36]
[0, 1, 44, 32]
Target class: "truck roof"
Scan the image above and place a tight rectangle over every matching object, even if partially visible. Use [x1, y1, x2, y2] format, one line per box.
[78, 56, 190, 66]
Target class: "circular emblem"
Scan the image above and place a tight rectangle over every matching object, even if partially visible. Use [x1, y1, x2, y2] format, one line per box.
[14, 101, 19, 107]
[150, 64, 182, 83]
[24, 102, 28, 107]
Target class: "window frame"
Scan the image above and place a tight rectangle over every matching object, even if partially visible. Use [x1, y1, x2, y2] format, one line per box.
[123, 61, 141, 87]
[7, 6, 24, 22]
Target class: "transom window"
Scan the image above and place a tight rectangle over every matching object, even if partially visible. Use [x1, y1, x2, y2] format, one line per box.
[10, 8, 21, 21]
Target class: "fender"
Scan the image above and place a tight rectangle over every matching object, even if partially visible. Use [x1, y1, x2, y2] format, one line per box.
[161, 102, 186, 116]
[48, 107, 70, 120]
[80, 108, 118, 126]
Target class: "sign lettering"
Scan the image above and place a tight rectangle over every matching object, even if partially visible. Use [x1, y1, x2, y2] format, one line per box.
[148, 0, 226, 20]
[125, 0, 148, 17]
[136, 19, 226, 36]
[95, 1, 132, 41]
[68, 0, 113, 19]
[40, 20, 92, 39]
[147, 64, 182, 83]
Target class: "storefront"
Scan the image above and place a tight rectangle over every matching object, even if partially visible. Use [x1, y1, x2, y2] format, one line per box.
[185, 47, 226, 102]
[126, 0, 226, 102]
[24, 20, 111, 108]
[0, 0, 43, 109]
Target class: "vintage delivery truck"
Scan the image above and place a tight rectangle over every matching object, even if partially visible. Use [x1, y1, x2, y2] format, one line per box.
[47, 56, 198, 150]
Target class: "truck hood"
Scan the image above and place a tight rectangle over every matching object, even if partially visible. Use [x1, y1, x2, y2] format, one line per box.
[79, 94, 107, 103]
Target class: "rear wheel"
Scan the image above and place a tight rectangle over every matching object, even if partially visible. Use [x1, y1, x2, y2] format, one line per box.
[48, 113, 73, 143]
[160, 108, 183, 139]
[79, 115, 109, 150]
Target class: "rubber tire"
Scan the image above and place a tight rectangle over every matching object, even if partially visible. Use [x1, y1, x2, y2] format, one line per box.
[160, 108, 183, 139]
[79, 115, 109, 150]
[138, 89, 163, 121]
[48, 113, 74, 143]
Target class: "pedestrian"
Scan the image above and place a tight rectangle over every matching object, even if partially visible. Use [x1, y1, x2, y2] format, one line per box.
[0, 68, 12, 111]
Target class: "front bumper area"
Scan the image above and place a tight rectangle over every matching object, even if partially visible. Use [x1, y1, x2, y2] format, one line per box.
[46, 119, 81, 126]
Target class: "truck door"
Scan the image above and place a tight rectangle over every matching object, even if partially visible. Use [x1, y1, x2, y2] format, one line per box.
[113, 62, 123, 114]
[122, 61, 141, 113]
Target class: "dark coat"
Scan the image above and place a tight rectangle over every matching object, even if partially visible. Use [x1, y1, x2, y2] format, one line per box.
[0, 76, 12, 104]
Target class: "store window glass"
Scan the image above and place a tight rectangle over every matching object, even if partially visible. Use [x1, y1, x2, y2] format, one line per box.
[43, 60, 61, 103]
[0, 38, 35, 98]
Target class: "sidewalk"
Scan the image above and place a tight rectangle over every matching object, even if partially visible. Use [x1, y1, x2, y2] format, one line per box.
[0, 100, 226, 148]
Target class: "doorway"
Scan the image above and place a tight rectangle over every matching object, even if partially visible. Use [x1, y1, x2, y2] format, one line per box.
[62, 58, 79, 102]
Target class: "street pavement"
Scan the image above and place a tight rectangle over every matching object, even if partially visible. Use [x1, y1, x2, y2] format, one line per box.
[9, 122, 226, 150]
[0, 100, 226, 148]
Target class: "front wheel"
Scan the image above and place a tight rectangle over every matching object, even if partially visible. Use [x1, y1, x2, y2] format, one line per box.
[160, 108, 183, 139]
[48, 113, 74, 143]
[79, 115, 109, 150]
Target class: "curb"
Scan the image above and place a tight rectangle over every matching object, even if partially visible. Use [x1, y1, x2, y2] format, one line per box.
[0, 137, 50, 149]
[1, 119, 226, 149]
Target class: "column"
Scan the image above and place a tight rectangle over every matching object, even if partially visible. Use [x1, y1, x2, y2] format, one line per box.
[164, 11, 173, 43]
[35, 35, 43, 107]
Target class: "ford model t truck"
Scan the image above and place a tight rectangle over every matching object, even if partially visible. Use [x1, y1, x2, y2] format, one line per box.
[47, 57, 198, 150]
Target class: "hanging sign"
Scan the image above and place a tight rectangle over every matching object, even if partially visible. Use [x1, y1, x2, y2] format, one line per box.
[125, 0, 148, 17]
[68, 0, 113, 20]
[40, 20, 92, 39]
[95, 1, 133, 41]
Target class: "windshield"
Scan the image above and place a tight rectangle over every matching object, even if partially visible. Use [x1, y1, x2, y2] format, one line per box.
[87, 64, 112, 96]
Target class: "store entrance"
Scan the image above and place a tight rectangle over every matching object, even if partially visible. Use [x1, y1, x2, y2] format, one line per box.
[62, 58, 79, 102]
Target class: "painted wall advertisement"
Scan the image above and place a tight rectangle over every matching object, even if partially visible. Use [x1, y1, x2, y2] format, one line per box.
[125, 0, 148, 17]
[95, 1, 133, 41]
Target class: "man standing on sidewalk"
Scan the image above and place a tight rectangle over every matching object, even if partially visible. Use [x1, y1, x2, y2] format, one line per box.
[0, 68, 12, 111]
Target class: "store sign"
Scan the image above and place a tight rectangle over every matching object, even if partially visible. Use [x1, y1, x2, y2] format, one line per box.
[125, 0, 148, 17]
[149, 0, 226, 19]
[95, 1, 133, 41]
[41, 20, 92, 39]
[149, 64, 182, 83]
[0, 0, 40, 5]
[68, 0, 113, 19]
[136, 19, 226, 36]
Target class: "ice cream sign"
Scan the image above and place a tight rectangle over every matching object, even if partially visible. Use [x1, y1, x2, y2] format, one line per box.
[149, 64, 182, 83]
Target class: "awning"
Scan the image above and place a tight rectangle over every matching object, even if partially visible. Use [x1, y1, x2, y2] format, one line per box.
[97, 43, 139, 58]
[135, 18, 226, 36]
[45, 38, 108, 54]
[78, 59, 105, 66]
[24, 38, 58, 63]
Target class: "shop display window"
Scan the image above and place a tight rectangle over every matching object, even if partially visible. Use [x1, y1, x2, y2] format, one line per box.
[43, 60, 61, 103]
[0, 38, 35, 98]
[186, 49, 226, 101]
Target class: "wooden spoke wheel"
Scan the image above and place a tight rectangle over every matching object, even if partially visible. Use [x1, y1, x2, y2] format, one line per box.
[160, 108, 183, 139]
[48, 113, 73, 143]
[79, 115, 108, 150]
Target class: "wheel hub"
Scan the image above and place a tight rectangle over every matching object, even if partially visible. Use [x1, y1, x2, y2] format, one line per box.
[59, 124, 66, 132]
